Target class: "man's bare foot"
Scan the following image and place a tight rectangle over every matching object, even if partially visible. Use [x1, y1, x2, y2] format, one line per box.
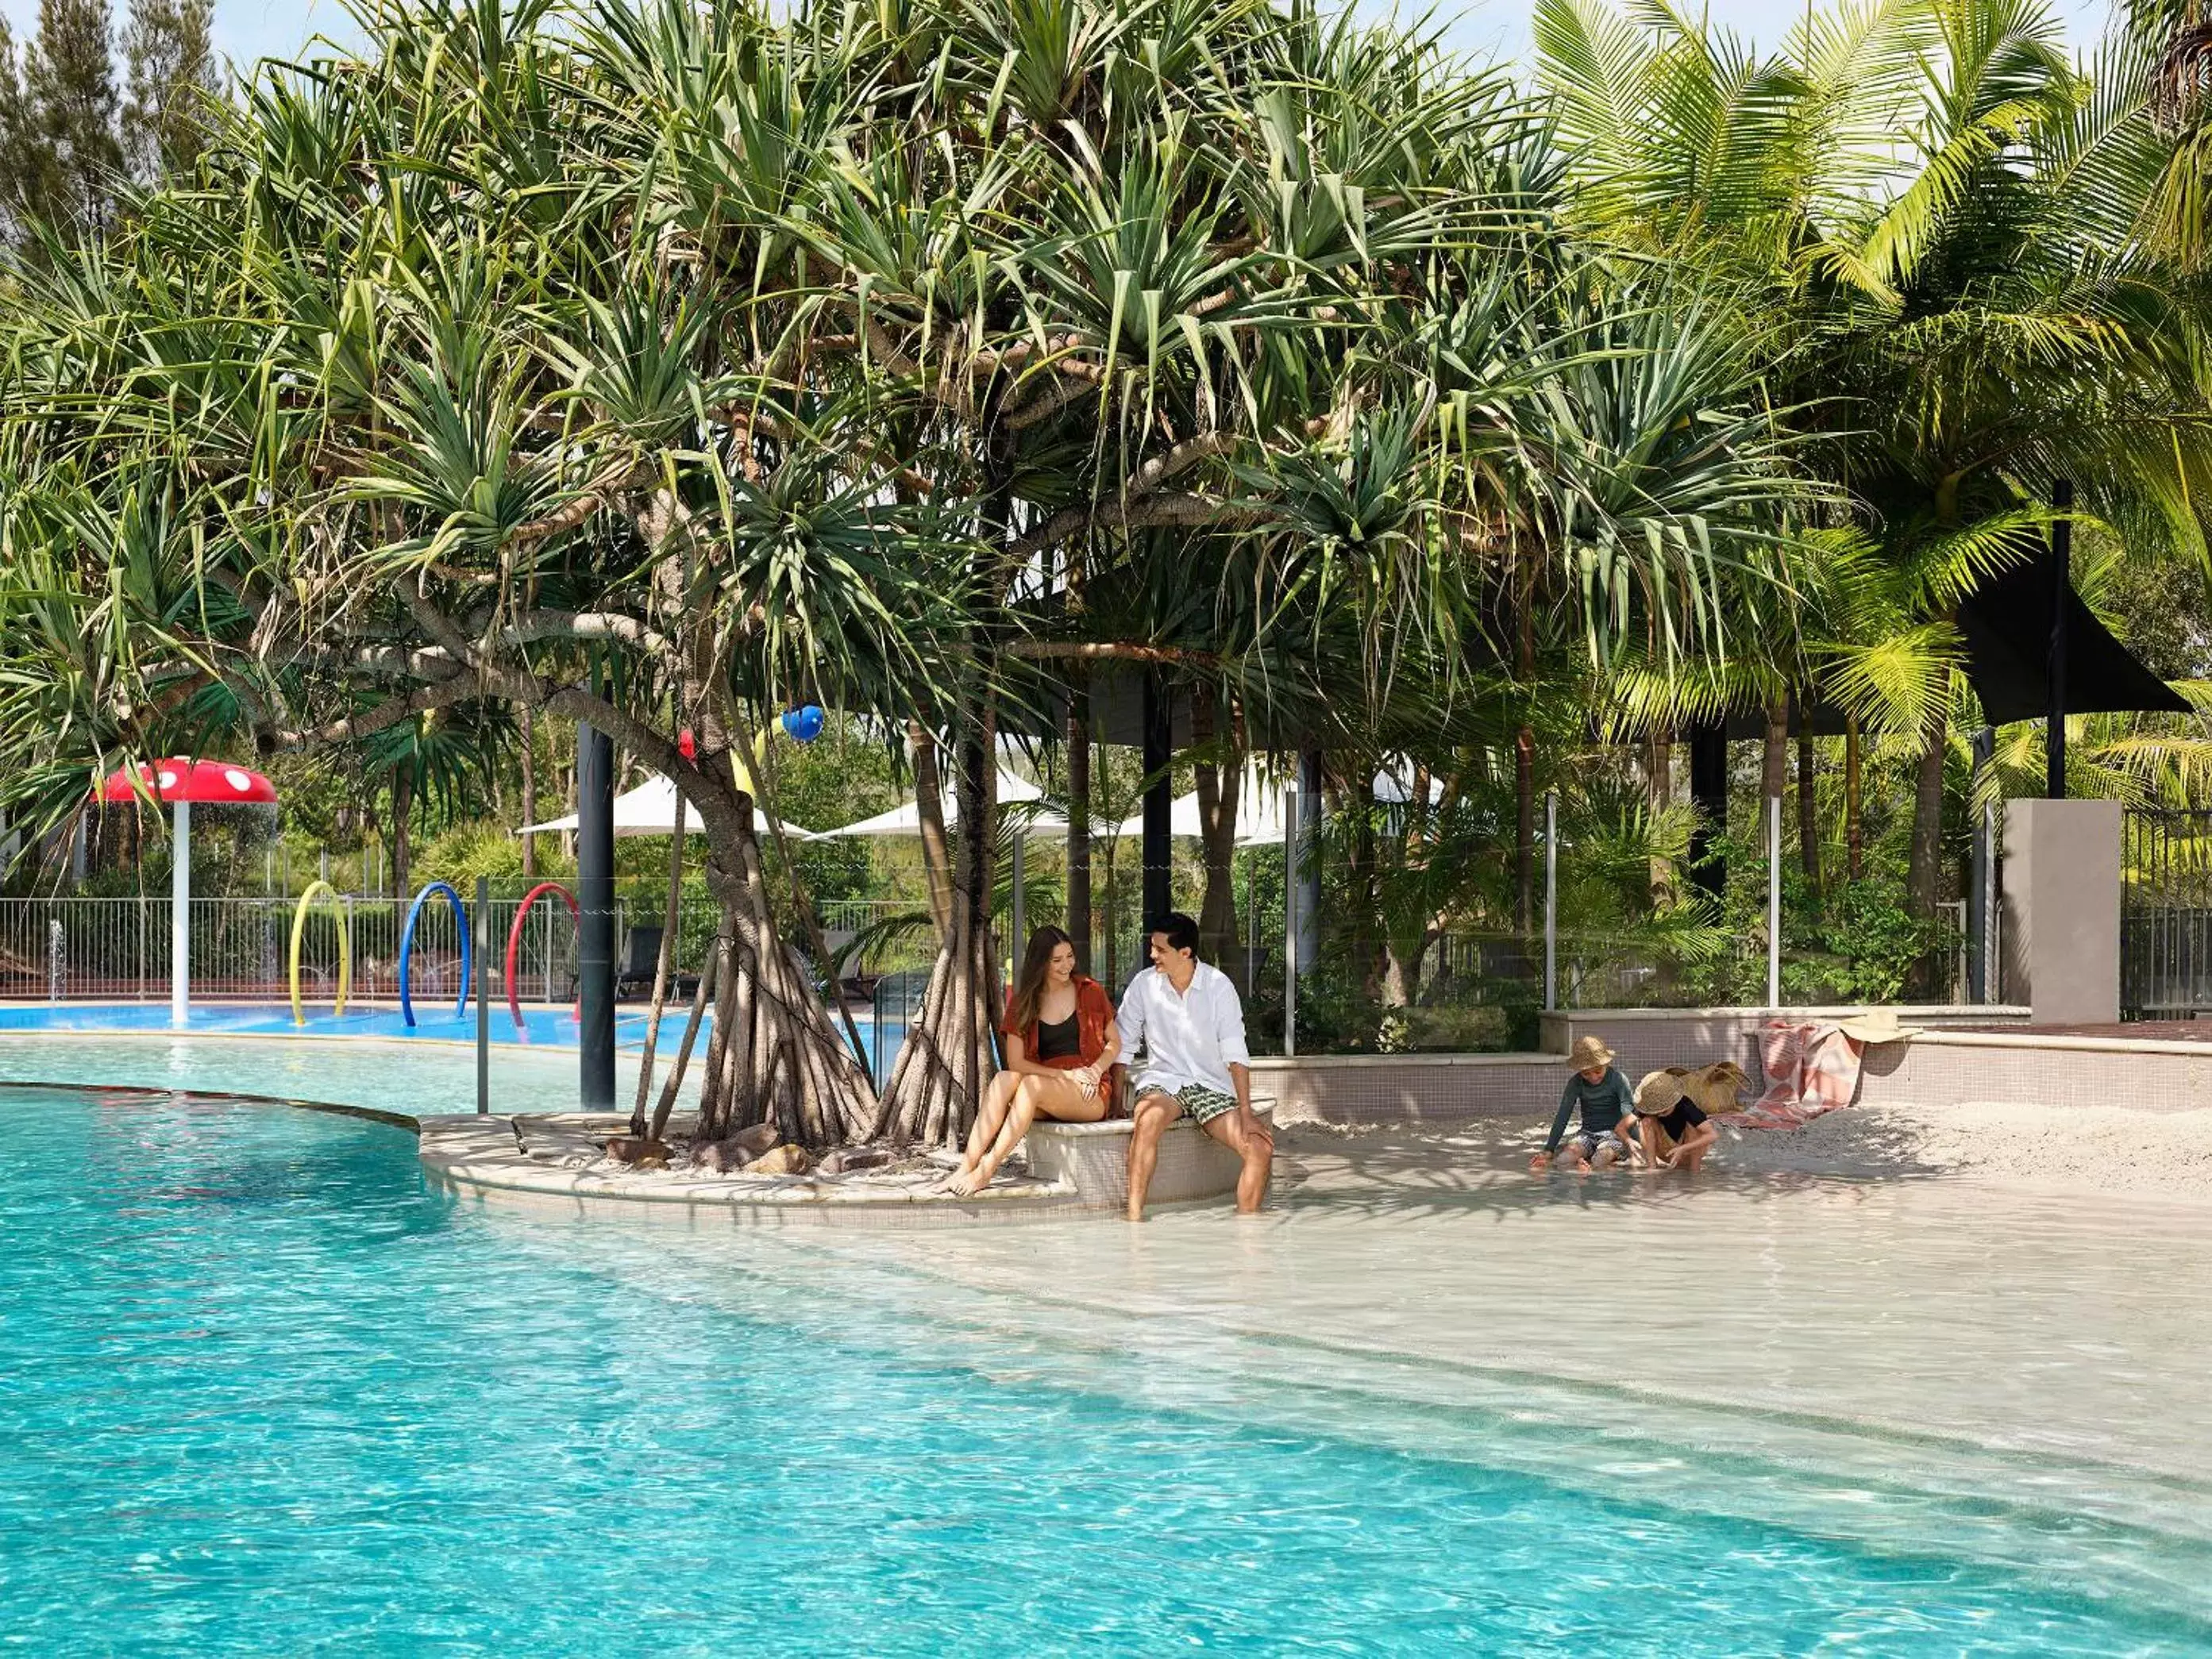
[1125, 1207, 1147, 1223]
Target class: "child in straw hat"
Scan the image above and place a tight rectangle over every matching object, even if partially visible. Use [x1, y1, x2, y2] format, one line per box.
[1628, 1070, 1718, 1172]
[1531, 1034, 1636, 1173]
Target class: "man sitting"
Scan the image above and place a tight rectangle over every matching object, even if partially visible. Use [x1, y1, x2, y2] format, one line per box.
[1530, 1034, 1634, 1174]
[1119, 912, 1272, 1222]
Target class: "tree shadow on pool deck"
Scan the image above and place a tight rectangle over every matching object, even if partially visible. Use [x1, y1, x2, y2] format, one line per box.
[1270, 1121, 1955, 1224]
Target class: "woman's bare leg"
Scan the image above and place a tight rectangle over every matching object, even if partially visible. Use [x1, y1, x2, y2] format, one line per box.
[952, 1072, 1108, 1195]
[952, 1072, 1020, 1182]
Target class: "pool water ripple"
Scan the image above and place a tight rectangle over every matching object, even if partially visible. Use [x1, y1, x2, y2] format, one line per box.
[2, 1080, 2207, 1653]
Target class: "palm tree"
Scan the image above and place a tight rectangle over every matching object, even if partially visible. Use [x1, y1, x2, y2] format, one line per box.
[1540, 0, 2211, 986]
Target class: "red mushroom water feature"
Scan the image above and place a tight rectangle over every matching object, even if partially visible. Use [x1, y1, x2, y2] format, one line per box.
[96, 760, 279, 1025]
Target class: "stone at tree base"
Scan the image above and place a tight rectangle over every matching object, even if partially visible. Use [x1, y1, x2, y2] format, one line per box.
[741, 1144, 815, 1176]
[603, 1136, 672, 1168]
[815, 1146, 894, 1176]
[691, 1123, 780, 1172]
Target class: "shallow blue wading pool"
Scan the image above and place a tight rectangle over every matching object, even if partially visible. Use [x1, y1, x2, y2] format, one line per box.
[1, 1066, 2204, 1654]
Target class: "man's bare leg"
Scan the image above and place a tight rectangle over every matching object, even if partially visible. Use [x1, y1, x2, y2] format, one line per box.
[1126, 1092, 1180, 1222]
[1200, 1110, 1273, 1214]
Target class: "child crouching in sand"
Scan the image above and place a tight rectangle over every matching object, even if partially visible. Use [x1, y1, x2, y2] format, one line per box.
[1627, 1070, 1718, 1172]
[1530, 1035, 1636, 1173]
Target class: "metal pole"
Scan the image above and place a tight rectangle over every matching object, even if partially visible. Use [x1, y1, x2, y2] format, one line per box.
[1010, 828, 1027, 961]
[1282, 781, 1300, 1057]
[1543, 789, 1559, 1012]
[2048, 477, 2072, 799]
[1986, 801, 2002, 1003]
[171, 799, 190, 1026]
[1767, 792, 1782, 1010]
[1982, 726, 1999, 999]
[1297, 749, 1324, 976]
[476, 876, 490, 1115]
[1141, 674, 1173, 924]
[576, 721, 618, 1111]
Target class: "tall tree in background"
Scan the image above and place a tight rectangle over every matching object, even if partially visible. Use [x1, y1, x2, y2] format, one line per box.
[0, 0, 223, 244]
[121, 0, 219, 179]
[15, 0, 122, 237]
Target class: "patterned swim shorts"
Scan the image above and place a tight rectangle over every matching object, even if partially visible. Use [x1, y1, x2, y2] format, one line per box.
[1144, 1083, 1239, 1126]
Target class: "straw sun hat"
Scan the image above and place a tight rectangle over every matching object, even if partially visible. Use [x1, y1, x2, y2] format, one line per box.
[1567, 1034, 1614, 1070]
[1836, 1007, 1925, 1045]
[1632, 1070, 1686, 1117]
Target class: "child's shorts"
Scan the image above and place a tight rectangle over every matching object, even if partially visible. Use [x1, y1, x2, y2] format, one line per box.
[1570, 1130, 1627, 1161]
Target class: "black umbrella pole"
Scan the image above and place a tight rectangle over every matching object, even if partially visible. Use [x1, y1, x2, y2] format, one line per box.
[2048, 478, 2072, 800]
[577, 722, 618, 1110]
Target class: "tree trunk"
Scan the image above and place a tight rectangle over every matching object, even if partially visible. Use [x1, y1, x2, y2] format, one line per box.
[1192, 693, 1240, 984]
[1066, 675, 1092, 974]
[628, 790, 687, 1134]
[875, 729, 999, 1146]
[1845, 716, 1863, 880]
[390, 765, 413, 895]
[1515, 729, 1535, 936]
[1796, 699, 1821, 899]
[1760, 692, 1788, 808]
[676, 768, 876, 1150]
[1514, 550, 1536, 938]
[1906, 702, 1947, 920]
[1647, 729, 1673, 903]
[1904, 705, 1949, 999]
[519, 704, 538, 880]
[910, 720, 954, 941]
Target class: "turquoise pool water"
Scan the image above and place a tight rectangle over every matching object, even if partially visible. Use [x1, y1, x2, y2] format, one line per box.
[2, 1074, 2204, 1654]
[0, 1001, 908, 1075]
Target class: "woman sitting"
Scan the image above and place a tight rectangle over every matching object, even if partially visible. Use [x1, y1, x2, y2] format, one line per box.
[944, 926, 1120, 1197]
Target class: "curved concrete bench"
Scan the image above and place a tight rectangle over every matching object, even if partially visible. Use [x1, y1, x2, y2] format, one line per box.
[1022, 1099, 1274, 1210]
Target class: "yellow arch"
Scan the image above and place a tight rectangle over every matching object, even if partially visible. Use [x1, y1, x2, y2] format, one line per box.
[289, 880, 353, 1026]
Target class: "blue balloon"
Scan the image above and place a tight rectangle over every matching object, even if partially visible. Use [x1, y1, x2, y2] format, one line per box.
[781, 705, 827, 744]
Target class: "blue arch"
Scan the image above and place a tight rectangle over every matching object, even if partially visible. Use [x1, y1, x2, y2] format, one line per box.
[398, 881, 472, 1027]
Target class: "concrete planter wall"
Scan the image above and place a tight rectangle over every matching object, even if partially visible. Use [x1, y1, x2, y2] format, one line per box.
[1243, 1007, 2048, 1129]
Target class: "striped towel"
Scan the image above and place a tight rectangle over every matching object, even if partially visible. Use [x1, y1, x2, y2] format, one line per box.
[1738, 1020, 1863, 1131]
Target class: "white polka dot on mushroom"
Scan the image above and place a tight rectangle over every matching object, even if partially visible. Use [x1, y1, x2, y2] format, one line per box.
[225, 768, 252, 792]
[156, 771, 178, 790]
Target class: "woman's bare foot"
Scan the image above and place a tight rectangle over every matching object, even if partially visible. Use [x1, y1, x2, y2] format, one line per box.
[945, 1163, 995, 1197]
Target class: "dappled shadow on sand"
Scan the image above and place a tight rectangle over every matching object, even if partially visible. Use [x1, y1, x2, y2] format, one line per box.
[1267, 1118, 1955, 1225]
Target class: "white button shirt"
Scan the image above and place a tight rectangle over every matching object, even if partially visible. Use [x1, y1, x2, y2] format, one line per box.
[1119, 960, 1251, 1098]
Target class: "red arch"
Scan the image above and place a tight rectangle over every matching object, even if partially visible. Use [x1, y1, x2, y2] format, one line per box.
[505, 881, 581, 1035]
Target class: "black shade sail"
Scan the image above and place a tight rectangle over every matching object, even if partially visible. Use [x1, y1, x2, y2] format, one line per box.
[1956, 555, 2190, 724]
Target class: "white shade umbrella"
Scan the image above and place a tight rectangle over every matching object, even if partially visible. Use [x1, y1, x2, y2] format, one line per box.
[1110, 762, 1292, 846]
[804, 771, 1067, 839]
[516, 774, 819, 839]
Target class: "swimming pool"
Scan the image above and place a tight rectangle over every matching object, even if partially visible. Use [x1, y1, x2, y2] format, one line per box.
[0, 1000, 908, 1074]
[2, 1049, 2206, 1653]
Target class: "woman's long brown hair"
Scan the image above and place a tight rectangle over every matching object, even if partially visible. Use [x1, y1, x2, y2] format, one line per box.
[1008, 926, 1077, 1037]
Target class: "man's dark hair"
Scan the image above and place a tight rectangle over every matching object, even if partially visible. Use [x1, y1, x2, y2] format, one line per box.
[1147, 912, 1200, 955]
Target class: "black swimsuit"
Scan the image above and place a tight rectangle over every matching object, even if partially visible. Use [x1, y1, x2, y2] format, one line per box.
[1034, 1010, 1081, 1061]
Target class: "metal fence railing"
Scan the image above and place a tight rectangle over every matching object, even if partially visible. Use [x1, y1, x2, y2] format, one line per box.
[0, 894, 604, 1007]
[2123, 810, 2212, 1018]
